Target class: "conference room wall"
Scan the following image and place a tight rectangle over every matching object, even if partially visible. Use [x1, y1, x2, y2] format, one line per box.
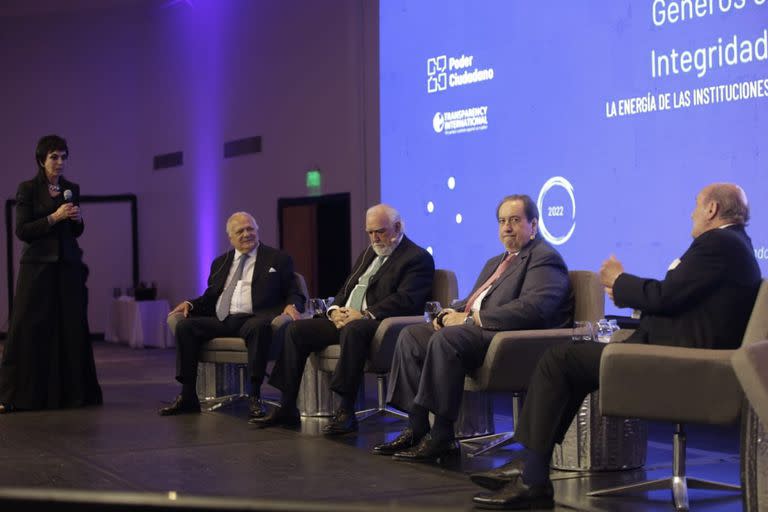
[0, 0, 379, 334]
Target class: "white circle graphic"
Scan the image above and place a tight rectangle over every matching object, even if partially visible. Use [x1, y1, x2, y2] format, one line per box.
[432, 112, 444, 133]
[426, 201, 435, 213]
[447, 176, 456, 190]
[455, 213, 463, 224]
[536, 176, 576, 246]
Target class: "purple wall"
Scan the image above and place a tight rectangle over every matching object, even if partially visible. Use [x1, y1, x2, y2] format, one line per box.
[0, 0, 379, 333]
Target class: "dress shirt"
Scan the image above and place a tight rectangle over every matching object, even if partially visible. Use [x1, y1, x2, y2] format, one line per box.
[215, 246, 258, 316]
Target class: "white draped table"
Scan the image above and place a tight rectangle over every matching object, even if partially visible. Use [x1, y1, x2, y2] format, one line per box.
[105, 298, 174, 348]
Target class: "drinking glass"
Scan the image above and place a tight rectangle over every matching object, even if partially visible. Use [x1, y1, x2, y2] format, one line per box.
[572, 321, 594, 342]
[424, 301, 443, 323]
[309, 298, 328, 318]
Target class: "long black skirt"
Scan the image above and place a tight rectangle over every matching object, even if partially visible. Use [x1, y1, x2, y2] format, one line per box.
[0, 261, 102, 410]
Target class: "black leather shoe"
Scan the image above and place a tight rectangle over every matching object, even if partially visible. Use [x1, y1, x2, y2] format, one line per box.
[158, 395, 201, 416]
[469, 458, 526, 490]
[248, 396, 266, 418]
[0, 403, 16, 414]
[371, 428, 418, 456]
[473, 476, 554, 510]
[392, 434, 460, 462]
[322, 408, 358, 436]
[248, 406, 301, 428]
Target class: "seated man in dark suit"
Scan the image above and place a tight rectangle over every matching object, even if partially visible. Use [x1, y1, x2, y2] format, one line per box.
[251, 204, 434, 432]
[470, 183, 762, 510]
[159, 212, 305, 418]
[375, 194, 573, 462]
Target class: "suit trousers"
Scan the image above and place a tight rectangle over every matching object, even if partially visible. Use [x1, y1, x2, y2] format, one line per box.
[513, 341, 605, 456]
[268, 318, 379, 406]
[175, 313, 275, 399]
[386, 322, 495, 421]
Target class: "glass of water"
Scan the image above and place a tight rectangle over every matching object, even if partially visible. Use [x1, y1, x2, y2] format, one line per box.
[309, 298, 328, 318]
[424, 301, 442, 323]
[595, 319, 613, 343]
[572, 321, 594, 342]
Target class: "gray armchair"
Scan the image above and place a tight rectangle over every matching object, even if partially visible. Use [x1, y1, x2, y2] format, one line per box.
[314, 269, 459, 421]
[166, 272, 309, 410]
[733, 339, 768, 512]
[589, 279, 768, 511]
[462, 270, 604, 456]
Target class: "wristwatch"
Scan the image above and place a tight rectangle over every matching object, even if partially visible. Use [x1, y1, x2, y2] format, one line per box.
[464, 313, 476, 326]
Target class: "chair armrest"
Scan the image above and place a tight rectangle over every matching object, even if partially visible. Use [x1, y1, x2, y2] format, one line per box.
[599, 344, 742, 425]
[732, 339, 768, 427]
[367, 316, 424, 372]
[466, 329, 574, 392]
[611, 328, 635, 343]
[167, 312, 185, 336]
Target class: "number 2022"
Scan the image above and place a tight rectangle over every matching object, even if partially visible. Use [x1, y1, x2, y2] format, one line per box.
[547, 206, 564, 217]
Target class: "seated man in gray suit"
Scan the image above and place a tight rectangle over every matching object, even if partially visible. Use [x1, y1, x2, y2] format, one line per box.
[159, 212, 305, 418]
[251, 204, 435, 432]
[376, 194, 573, 462]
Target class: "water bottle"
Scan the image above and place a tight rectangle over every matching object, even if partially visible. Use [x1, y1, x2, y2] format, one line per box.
[595, 319, 613, 343]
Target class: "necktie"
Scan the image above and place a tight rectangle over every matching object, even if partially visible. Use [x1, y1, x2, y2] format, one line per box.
[347, 256, 385, 311]
[216, 253, 249, 321]
[464, 253, 515, 313]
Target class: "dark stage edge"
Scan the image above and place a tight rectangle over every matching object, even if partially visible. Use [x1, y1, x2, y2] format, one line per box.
[0, 342, 744, 512]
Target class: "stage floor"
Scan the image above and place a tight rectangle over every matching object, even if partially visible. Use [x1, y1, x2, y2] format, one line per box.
[0, 342, 744, 511]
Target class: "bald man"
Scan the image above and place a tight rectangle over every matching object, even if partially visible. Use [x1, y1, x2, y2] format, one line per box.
[471, 183, 762, 510]
[159, 212, 305, 418]
[252, 204, 434, 433]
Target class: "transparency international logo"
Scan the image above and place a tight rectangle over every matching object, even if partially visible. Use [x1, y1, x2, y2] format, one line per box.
[426, 53, 494, 94]
[432, 106, 488, 136]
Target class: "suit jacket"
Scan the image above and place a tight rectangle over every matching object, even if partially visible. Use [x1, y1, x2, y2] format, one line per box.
[189, 244, 305, 318]
[614, 225, 762, 349]
[16, 175, 84, 263]
[454, 236, 573, 331]
[333, 235, 434, 320]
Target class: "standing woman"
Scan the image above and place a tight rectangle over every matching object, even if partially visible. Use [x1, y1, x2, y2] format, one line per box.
[0, 135, 102, 412]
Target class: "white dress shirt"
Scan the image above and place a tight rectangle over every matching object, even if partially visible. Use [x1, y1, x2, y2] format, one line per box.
[215, 246, 258, 316]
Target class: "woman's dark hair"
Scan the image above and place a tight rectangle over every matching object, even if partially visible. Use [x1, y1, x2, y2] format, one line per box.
[35, 135, 69, 173]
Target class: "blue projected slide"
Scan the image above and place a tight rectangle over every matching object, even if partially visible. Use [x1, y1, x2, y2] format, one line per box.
[380, 0, 767, 312]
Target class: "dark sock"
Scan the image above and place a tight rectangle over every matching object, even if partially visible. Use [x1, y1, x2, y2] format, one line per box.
[429, 414, 455, 442]
[521, 448, 550, 486]
[338, 392, 356, 412]
[280, 395, 297, 413]
[409, 404, 430, 440]
[181, 385, 198, 404]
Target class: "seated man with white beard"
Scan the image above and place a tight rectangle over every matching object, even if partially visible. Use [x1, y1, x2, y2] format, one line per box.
[251, 204, 434, 433]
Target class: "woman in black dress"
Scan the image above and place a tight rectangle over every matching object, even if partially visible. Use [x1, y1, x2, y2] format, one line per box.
[0, 135, 102, 412]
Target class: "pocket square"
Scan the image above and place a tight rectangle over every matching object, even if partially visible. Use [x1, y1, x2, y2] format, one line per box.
[268, 267, 277, 273]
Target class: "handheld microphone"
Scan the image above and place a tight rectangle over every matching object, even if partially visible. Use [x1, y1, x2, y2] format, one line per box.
[63, 190, 73, 203]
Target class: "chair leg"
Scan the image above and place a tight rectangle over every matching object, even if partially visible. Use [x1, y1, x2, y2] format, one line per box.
[462, 393, 522, 457]
[200, 364, 249, 411]
[588, 424, 740, 511]
[355, 374, 408, 422]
